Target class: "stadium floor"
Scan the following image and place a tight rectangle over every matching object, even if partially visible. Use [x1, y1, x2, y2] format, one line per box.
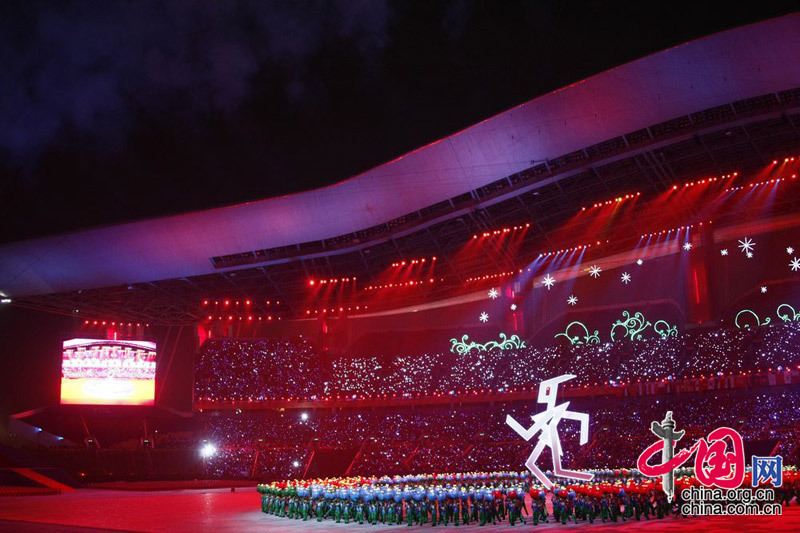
[0, 488, 798, 532]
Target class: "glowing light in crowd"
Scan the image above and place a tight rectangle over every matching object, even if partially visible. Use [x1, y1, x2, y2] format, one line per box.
[541, 274, 556, 290]
[721, 249, 729, 256]
[621, 272, 632, 284]
[790, 258, 800, 272]
[567, 295, 578, 306]
[589, 265, 602, 278]
[488, 288, 499, 299]
[683, 242, 692, 251]
[479, 312, 489, 323]
[200, 442, 217, 458]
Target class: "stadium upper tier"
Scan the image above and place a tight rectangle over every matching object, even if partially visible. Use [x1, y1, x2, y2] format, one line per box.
[193, 321, 800, 408]
[2, 14, 800, 322]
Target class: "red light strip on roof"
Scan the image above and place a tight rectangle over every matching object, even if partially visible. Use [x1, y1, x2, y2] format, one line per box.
[581, 192, 640, 211]
[391, 256, 437, 267]
[472, 223, 530, 239]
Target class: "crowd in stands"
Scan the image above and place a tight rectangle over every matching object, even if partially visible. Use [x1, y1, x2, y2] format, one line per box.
[24, 323, 800, 484]
[201, 388, 800, 480]
[194, 322, 800, 402]
[194, 338, 321, 402]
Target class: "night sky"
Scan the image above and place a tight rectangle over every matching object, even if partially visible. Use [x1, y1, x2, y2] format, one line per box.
[0, 1, 796, 246]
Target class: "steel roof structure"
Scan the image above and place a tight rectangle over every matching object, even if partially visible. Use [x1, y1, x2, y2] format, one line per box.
[2, 14, 800, 324]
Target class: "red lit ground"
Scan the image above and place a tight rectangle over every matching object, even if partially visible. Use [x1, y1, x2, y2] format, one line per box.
[0, 488, 798, 532]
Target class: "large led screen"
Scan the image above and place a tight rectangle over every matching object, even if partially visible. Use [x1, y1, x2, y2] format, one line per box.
[60, 339, 157, 405]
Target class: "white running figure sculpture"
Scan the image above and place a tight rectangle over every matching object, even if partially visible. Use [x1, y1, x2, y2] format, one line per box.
[505, 374, 594, 489]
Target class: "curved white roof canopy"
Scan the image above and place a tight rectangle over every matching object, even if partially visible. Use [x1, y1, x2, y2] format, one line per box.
[2, 14, 800, 297]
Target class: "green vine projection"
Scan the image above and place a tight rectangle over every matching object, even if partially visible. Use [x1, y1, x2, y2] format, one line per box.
[653, 320, 678, 339]
[777, 304, 800, 323]
[554, 321, 600, 345]
[731, 303, 800, 329]
[449, 333, 526, 354]
[552, 311, 680, 345]
[734, 309, 771, 329]
[550, 301, 800, 342]
[610, 311, 652, 342]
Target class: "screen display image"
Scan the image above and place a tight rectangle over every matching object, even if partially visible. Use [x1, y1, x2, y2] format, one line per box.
[60, 339, 157, 405]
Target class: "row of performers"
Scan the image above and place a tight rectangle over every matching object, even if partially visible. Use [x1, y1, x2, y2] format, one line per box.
[257, 472, 678, 526]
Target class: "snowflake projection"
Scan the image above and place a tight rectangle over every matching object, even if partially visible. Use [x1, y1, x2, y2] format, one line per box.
[567, 295, 578, 306]
[589, 265, 602, 278]
[791, 257, 800, 272]
[720, 249, 729, 256]
[761, 286, 767, 294]
[542, 274, 556, 290]
[738, 237, 755, 255]
[488, 288, 499, 299]
[636, 259, 643, 266]
[510, 304, 518, 311]
[683, 242, 693, 251]
[788, 247, 795, 255]
[621, 272, 632, 284]
[747, 252, 753, 259]
[479, 312, 489, 323]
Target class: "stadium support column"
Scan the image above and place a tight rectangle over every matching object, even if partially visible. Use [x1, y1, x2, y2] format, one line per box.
[686, 224, 714, 324]
[319, 315, 329, 353]
[509, 283, 522, 335]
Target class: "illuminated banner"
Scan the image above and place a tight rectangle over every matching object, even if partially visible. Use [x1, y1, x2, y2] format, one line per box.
[60, 338, 157, 405]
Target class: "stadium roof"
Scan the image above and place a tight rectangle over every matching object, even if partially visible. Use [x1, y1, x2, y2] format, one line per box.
[2, 13, 800, 323]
